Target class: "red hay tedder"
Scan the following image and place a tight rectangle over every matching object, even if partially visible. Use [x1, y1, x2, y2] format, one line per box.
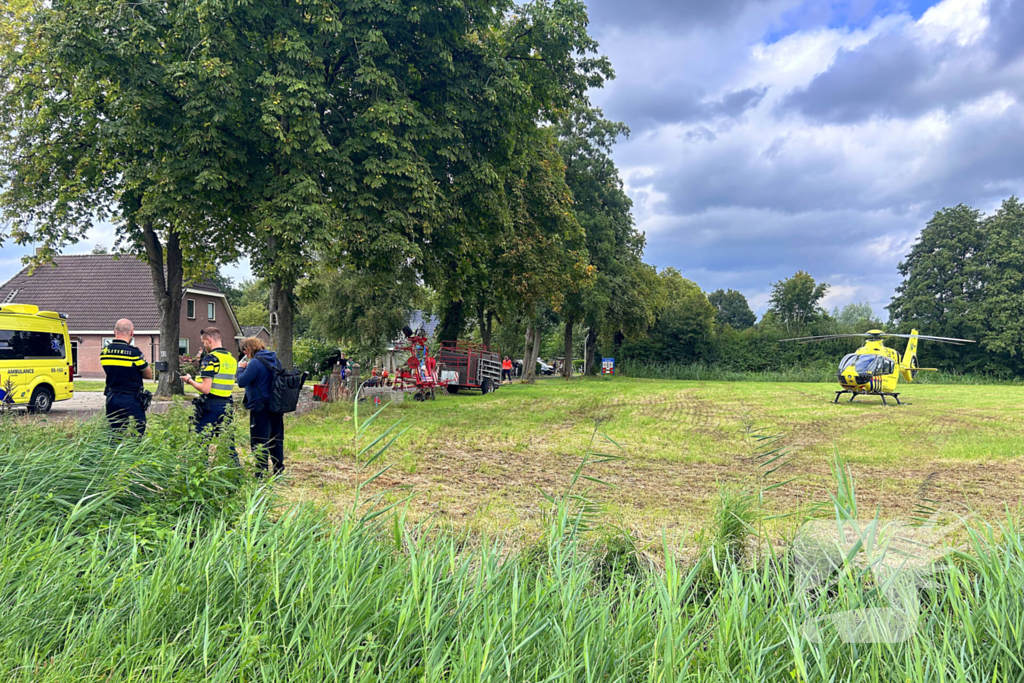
[389, 331, 502, 400]
[377, 328, 443, 401]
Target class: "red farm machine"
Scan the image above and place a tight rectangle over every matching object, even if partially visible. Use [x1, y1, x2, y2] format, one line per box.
[385, 327, 449, 401]
[353, 326, 503, 403]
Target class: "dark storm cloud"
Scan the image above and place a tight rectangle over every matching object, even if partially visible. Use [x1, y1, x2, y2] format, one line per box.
[585, 0, 776, 29]
[781, 33, 939, 122]
[601, 83, 768, 131]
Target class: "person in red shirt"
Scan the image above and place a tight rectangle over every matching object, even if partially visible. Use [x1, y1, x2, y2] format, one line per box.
[502, 357, 513, 384]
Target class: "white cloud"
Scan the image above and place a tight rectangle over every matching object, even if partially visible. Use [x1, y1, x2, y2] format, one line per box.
[914, 0, 989, 45]
[590, 0, 1024, 316]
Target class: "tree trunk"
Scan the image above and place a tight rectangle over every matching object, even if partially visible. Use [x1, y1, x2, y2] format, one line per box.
[142, 224, 184, 398]
[530, 327, 541, 382]
[479, 308, 494, 349]
[562, 315, 573, 378]
[269, 278, 295, 369]
[438, 299, 464, 343]
[523, 325, 534, 382]
[523, 322, 541, 384]
[584, 326, 597, 375]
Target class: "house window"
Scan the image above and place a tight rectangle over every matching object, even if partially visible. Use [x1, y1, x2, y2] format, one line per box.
[186, 299, 196, 319]
[207, 301, 216, 321]
[70, 341, 78, 374]
[101, 337, 114, 349]
[179, 338, 189, 355]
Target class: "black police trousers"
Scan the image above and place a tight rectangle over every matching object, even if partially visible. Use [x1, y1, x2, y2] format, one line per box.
[250, 408, 285, 476]
[195, 397, 238, 464]
[106, 392, 146, 435]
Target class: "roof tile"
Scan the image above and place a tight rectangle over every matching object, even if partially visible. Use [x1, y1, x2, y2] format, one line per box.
[0, 254, 222, 332]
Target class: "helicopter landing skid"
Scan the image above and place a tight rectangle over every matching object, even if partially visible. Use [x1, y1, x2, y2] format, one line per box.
[834, 390, 902, 406]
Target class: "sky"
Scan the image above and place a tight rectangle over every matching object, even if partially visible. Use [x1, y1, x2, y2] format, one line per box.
[587, 0, 1024, 316]
[2, 0, 1021, 318]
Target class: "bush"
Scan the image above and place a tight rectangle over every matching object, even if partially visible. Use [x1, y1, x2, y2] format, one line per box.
[179, 353, 203, 377]
[292, 336, 340, 375]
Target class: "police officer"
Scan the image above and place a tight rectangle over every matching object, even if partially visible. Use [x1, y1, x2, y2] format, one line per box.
[181, 327, 238, 463]
[102, 318, 152, 434]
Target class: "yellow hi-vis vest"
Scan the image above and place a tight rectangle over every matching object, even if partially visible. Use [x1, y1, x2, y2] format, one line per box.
[201, 349, 238, 398]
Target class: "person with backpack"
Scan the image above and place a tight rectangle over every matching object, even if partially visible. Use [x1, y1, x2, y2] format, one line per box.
[236, 337, 286, 477]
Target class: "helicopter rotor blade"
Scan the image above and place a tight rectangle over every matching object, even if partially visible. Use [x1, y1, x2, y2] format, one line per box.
[779, 334, 871, 344]
[882, 334, 976, 344]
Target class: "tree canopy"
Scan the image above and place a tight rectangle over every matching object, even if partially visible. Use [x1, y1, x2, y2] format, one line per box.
[888, 198, 1024, 373]
[708, 289, 756, 330]
[766, 271, 830, 332]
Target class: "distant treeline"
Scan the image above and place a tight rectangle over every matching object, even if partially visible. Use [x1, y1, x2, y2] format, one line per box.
[597, 197, 1024, 379]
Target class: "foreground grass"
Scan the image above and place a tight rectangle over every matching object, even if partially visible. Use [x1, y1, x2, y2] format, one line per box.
[286, 377, 1024, 539]
[2, 412, 1023, 682]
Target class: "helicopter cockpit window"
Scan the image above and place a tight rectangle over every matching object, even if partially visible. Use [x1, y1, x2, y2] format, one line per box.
[854, 355, 883, 374]
[839, 354, 857, 371]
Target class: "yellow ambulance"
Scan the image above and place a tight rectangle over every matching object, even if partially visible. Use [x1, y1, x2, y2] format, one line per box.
[0, 304, 74, 413]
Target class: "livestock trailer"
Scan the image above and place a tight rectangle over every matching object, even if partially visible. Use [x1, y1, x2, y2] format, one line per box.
[437, 341, 502, 394]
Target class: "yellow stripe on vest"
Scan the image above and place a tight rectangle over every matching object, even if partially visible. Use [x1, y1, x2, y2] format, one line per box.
[209, 350, 237, 398]
[101, 358, 138, 367]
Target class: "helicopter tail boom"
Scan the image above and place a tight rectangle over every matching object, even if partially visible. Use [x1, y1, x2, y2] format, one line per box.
[901, 329, 920, 382]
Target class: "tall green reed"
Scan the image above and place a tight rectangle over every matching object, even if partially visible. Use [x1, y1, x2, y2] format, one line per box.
[0, 411, 1022, 682]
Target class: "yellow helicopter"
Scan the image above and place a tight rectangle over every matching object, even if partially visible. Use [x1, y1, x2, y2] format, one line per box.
[781, 329, 975, 405]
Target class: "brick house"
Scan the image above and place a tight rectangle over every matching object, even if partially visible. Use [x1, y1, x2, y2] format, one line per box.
[0, 255, 244, 378]
[240, 325, 272, 347]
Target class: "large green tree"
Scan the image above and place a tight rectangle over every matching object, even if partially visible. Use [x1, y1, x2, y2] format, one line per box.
[887, 204, 985, 369]
[555, 106, 655, 376]
[497, 134, 589, 382]
[708, 289, 756, 330]
[972, 197, 1024, 363]
[832, 302, 879, 330]
[427, 1, 613, 351]
[621, 269, 714, 364]
[766, 271, 830, 332]
[0, 0, 255, 395]
[305, 263, 421, 360]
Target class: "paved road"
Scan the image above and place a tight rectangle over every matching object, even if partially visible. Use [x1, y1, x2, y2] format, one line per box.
[23, 392, 174, 421]
[33, 387, 317, 421]
[51, 391, 107, 419]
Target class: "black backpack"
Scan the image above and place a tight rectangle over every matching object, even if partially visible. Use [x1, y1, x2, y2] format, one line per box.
[256, 356, 308, 414]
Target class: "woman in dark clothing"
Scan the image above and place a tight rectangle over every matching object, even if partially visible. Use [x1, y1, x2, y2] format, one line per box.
[237, 337, 285, 477]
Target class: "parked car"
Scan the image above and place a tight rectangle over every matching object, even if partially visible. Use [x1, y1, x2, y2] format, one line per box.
[516, 359, 556, 376]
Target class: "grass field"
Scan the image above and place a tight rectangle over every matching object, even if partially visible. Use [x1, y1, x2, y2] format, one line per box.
[285, 377, 1024, 545]
[4, 379, 1024, 681]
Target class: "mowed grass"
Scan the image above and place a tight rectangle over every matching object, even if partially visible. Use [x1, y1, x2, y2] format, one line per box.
[284, 377, 1024, 542]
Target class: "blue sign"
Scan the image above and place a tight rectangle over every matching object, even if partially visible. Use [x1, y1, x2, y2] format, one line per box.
[601, 358, 615, 375]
